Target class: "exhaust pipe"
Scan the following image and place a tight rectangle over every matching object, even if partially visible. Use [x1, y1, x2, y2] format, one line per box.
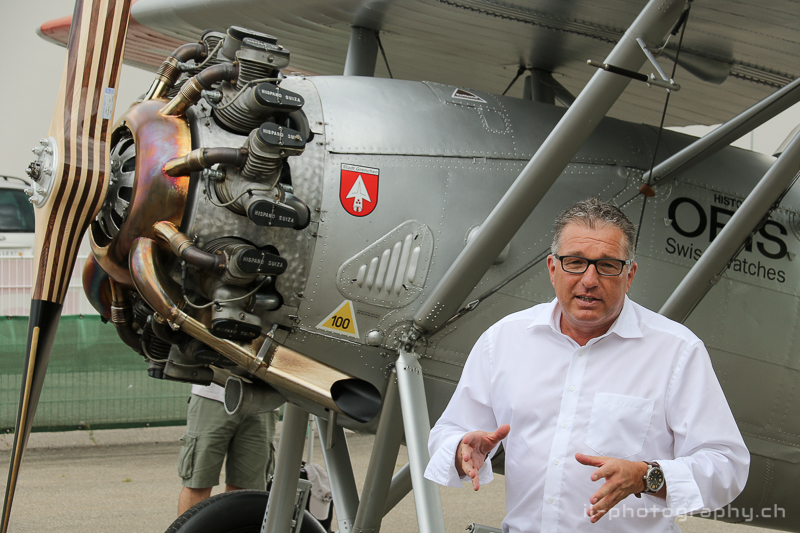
[128, 236, 382, 423]
[224, 376, 285, 417]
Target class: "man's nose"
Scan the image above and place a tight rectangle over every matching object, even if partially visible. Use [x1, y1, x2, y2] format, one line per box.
[580, 264, 600, 286]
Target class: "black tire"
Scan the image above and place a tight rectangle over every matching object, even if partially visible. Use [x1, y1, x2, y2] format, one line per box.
[165, 490, 327, 533]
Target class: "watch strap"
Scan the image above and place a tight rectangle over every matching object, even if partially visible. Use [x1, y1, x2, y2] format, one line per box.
[635, 461, 662, 498]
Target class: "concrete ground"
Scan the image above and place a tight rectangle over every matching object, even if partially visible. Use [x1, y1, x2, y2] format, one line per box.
[0, 425, 779, 533]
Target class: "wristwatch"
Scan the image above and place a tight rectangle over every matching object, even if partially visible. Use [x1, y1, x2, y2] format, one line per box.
[638, 461, 664, 496]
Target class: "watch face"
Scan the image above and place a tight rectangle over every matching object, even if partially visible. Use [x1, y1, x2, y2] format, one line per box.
[647, 467, 664, 492]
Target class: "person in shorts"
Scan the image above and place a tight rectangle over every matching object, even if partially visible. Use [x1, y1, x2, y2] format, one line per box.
[177, 383, 279, 514]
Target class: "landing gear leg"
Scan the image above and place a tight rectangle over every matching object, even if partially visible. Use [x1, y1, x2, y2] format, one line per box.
[263, 403, 310, 532]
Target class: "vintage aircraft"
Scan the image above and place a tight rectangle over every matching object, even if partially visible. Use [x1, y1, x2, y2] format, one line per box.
[4, 0, 800, 531]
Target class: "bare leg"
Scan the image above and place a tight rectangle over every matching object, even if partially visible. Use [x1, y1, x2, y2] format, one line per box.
[225, 484, 244, 492]
[178, 486, 212, 515]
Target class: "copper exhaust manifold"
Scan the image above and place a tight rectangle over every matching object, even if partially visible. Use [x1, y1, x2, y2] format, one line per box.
[129, 236, 381, 423]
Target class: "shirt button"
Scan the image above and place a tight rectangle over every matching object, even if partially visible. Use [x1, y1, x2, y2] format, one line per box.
[569, 386, 575, 392]
[554, 460, 559, 465]
[562, 423, 567, 428]
[548, 498, 554, 504]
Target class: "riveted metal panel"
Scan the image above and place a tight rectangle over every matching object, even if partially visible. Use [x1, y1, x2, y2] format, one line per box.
[337, 220, 434, 308]
[636, 180, 800, 298]
[311, 76, 666, 168]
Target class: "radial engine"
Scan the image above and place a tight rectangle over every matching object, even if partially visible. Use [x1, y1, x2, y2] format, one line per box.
[81, 26, 381, 424]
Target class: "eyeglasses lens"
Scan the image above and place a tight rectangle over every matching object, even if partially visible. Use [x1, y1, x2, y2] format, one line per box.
[560, 256, 623, 276]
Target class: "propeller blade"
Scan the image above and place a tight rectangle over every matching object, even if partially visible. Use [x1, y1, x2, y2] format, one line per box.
[2, 0, 131, 530]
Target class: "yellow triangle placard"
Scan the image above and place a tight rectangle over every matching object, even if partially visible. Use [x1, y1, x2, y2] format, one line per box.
[316, 300, 360, 338]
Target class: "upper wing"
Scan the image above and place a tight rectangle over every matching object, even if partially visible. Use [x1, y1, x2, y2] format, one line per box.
[39, 0, 800, 127]
[38, 10, 185, 72]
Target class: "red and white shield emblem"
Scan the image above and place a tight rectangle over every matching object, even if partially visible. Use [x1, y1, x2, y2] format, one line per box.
[340, 164, 379, 217]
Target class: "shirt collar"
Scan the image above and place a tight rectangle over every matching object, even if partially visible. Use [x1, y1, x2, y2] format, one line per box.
[527, 295, 643, 340]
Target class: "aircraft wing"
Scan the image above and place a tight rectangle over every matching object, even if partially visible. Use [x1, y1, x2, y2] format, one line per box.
[36, 0, 800, 128]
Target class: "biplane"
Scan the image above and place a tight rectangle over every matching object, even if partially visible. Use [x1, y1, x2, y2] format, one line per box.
[5, 0, 800, 531]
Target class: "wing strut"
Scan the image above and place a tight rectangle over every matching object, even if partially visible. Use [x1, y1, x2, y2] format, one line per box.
[410, 0, 687, 335]
[344, 27, 378, 77]
[659, 129, 800, 323]
[639, 75, 800, 191]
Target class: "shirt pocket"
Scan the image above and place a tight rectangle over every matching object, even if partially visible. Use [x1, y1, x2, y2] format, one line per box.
[585, 392, 654, 458]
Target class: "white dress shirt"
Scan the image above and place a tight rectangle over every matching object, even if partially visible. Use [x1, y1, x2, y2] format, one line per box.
[425, 297, 749, 533]
[191, 383, 225, 403]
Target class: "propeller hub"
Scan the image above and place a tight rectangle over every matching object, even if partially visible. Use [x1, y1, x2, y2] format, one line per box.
[24, 136, 58, 206]
[96, 129, 136, 241]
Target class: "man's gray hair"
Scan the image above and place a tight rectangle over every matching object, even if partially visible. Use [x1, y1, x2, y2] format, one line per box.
[551, 198, 637, 260]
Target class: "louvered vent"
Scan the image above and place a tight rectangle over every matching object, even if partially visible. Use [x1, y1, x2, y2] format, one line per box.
[337, 220, 434, 308]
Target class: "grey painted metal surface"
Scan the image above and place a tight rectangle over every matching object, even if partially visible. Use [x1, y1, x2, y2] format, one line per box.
[411, 0, 686, 333]
[264, 403, 309, 533]
[395, 348, 445, 533]
[275, 73, 726, 433]
[385, 463, 412, 515]
[315, 416, 360, 533]
[344, 27, 378, 77]
[659, 130, 800, 323]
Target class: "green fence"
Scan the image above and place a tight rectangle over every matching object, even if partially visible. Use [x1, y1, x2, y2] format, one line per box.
[1, 316, 191, 432]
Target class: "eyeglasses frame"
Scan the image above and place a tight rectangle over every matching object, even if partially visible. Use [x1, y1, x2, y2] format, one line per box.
[552, 254, 633, 277]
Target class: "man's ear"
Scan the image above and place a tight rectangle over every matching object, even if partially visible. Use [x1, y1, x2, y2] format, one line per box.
[547, 255, 557, 286]
[626, 261, 638, 291]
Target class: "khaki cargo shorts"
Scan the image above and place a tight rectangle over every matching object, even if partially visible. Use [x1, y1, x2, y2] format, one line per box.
[178, 394, 278, 489]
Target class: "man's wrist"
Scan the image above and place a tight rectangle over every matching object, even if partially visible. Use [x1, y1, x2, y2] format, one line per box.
[633, 461, 653, 498]
[640, 462, 649, 493]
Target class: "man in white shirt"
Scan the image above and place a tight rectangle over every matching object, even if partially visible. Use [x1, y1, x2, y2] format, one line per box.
[425, 198, 749, 532]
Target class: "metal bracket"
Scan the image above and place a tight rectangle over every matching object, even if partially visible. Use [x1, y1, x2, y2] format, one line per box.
[587, 37, 680, 91]
[635, 38, 674, 85]
[398, 324, 423, 352]
[275, 478, 310, 533]
[587, 58, 679, 91]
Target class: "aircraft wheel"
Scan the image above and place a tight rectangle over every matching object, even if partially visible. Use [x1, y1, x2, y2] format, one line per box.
[165, 490, 326, 533]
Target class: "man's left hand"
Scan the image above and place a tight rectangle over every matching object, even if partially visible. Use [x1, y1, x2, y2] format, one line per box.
[575, 453, 649, 523]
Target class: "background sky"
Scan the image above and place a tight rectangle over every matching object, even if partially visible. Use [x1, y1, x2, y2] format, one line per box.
[1, 0, 799, 180]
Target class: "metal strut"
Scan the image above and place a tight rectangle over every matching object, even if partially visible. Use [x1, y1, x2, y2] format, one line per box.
[263, 403, 310, 533]
[639, 75, 800, 190]
[395, 348, 445, 533]
[344, 26, 378, 77]
[659, 128, 800, 323]
[353, 376, 405, 532]
[315, 415, 360, 533]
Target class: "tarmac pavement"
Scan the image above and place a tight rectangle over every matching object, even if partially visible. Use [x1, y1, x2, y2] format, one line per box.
[0, 425, 777, 532]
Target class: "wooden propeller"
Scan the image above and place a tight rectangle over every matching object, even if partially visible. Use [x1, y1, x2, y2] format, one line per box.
[1, 0, 131, 530]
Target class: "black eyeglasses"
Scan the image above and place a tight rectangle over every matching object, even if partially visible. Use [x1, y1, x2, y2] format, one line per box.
[553, 254, 632, 276]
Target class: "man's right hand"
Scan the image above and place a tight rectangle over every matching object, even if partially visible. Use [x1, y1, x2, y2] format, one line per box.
[456, 424, 510, 491]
